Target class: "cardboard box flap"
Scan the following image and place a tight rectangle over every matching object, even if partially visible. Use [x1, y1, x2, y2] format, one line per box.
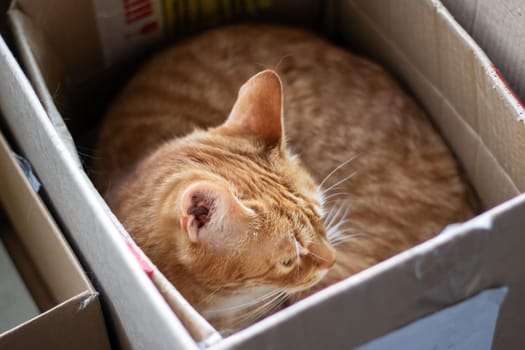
[0, 132, 90, 303]
[0, 291, 109, 350]
[338, 0, 525, 209]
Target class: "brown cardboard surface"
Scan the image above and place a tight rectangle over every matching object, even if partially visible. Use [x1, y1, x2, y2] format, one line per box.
[2, 0, 525, 349]
[442, 0, 525, 103]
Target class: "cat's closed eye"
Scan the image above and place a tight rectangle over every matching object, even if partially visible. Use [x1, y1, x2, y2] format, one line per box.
[280, 257, 296, 268]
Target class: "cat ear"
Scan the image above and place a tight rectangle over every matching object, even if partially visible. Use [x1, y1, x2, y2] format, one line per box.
[179, 181, 254, 248]
[225, 69, 284, 147]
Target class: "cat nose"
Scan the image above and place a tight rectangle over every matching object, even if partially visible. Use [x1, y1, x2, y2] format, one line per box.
[320, 246, 336, 269]
[310, 241, 336, 269]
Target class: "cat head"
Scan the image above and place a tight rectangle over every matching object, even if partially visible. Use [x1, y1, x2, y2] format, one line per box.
[120, 70, 335, 329]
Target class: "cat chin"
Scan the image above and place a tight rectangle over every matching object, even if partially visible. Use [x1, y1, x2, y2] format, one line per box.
[314, 267, 331, 284]
[203, 269, 331, 331]
[202, 285, 279, 317]
[202, 285, 285, 331]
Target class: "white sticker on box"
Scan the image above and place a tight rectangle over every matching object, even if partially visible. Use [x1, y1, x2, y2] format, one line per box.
[92, 0, 165, 66]
[356, 287, 508, 350]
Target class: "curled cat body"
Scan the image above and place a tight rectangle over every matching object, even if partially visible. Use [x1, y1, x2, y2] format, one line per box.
[93, 24, 476, 332]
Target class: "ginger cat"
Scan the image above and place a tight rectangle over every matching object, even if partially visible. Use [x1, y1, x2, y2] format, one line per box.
[93, 24, 476, 333]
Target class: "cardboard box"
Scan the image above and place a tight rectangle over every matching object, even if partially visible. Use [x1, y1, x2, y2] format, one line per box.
[441, 0, 525, 103]
[0, 131, 111, 350]
[1, 0, 525, 349]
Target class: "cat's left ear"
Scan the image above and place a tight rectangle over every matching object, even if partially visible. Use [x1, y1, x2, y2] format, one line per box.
[224, 69, 284, 147]
[179, 181, 254, 249]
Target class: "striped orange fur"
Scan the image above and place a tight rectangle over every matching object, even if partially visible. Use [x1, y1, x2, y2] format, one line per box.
[93, 24, 476, 332]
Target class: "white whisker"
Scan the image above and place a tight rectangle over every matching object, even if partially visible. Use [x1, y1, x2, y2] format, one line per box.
[322, 171, 357, 196]
[331, 233, 369, 246]
[328, 221, 350, 239]
[235, 291, 288, 326]
[309, 251, 330, 262]
[326, 205, 352, 239]
[292, 234, 300, 260]
[325, 202, 347, 230]
[273, 54, 294, 70]
[328, 228, 349, 241]
[324, 206, 339, 230]
[323, 191, 352, 202]
[318, 155, 359, 189]
[246, 295, 283, 321]
[327, 217, 353, 235]
[196, 286, 223, 307]
[328, 225, 356, 239]
[204, 287, 285, 316]
[254, 292, 287, 318]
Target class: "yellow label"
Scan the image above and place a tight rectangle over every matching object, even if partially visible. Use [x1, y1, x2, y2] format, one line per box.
[161, 0, 273, 37]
